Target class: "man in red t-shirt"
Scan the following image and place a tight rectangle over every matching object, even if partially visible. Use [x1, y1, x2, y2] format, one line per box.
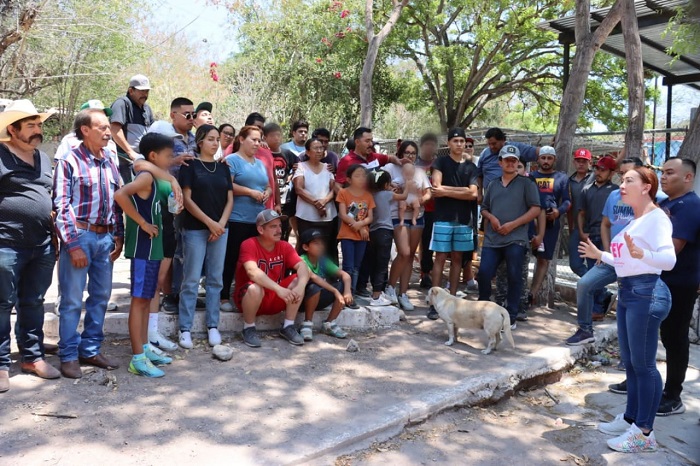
[233, 209, 310, 348]
[335, 127, 405, 188]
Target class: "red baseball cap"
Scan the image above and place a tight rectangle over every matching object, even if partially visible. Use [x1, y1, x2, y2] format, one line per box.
[595, 155, 617, 171]
[574, 148, 591, 160]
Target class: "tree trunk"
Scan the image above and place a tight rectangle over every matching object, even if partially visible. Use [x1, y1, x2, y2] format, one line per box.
[677, 106, 700, 164]
[360, 37, 380, 127]
[621, 0, 645, 159]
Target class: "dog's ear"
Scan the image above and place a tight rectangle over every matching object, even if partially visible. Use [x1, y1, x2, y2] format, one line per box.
[430, 287, 438, 296]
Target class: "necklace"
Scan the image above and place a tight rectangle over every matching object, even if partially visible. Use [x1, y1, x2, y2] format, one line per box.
[198, 158, 217, 173]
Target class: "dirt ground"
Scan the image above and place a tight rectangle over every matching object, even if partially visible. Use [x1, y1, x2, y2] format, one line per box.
[337, 349, 700, 466]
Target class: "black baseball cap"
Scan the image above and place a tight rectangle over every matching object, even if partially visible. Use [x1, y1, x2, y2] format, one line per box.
[447, 127, 467, 141]
[195, 102, 213, 115]
[299, 229, 326, 246]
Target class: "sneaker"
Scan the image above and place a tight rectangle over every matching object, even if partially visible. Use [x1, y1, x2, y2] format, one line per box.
[565, 328, 595, 346]
[607, 423, 657, 453]
[220, 301, 234, 313]
[144, 344, 172, 366]
[161, 294, 178, 314]
[346, 300, 360, 310]
[598, 413, 632, 436]
[242, 327, 261, 348]
[149, 331, 178, 351]
[323, 321, 348, 339]
[398, 294, 414, 311]
[656, 397, 685, 416]
[107, 301, 118, 312]
[208, 328, 222, 346]
[516, 311, 528, 322]
[128, 356, 165, 378]
[369, 295, 393, 307]
[279, 325, 304, 346]
[609, 380, 627, 395]
[384, 286, 398, 304]
[178, 331, 193, 349]
[355, 288, 371, 298]
[300, 321, 314, 341]
[466, 280, 479, 294]
[419, 275, 432, 289]
[198, 279, 206, 297]
[427, 305, 439, 320]
[510, 322, 517, 330]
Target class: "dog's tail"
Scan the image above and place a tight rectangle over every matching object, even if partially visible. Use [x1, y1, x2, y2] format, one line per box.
[500, 308, 516, 349]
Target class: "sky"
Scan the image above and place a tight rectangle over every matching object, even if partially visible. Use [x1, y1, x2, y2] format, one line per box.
[150, 0, 238, 62]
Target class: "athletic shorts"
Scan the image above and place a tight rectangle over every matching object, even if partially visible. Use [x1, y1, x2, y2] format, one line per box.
[130, 258, 161, 299]
[536, 223, 560, 261]
[392, 216, 425, 229]
[234, 274, 297, 316]
[303, 278, 345, 311]
[429, 221, 474, 253]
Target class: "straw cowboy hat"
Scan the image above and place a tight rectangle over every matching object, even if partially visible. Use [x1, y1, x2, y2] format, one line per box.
[0, 99, 55, 142]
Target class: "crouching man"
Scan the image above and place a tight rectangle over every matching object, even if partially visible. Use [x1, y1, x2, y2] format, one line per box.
[233, 209, 309, 347]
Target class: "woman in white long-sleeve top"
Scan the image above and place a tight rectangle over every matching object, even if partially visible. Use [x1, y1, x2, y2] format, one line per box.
[579, 166, 676, 454]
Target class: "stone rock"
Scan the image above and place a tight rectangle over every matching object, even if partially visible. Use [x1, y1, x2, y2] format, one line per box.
[212, 345, 234, 361]
[346, 339, 360, 353]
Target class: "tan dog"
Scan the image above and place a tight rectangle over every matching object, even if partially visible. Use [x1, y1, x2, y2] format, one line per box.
[428, 287, 515, 354]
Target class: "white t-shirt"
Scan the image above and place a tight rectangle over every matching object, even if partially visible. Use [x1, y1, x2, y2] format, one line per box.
[293, 161, 337, 222]
[601, 207, 676, 277]
[382, 163, 431, 219]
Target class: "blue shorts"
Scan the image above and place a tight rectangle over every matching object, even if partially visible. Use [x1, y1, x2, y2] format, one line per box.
[392, 217, 425, 229]
[130, 258, 161, 299]
[429, 221, 474, 253]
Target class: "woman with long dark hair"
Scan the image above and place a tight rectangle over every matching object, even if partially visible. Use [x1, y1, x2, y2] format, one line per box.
[579, 166, 675, 453]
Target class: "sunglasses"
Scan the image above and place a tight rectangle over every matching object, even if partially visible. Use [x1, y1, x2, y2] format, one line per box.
[221, 131, 235, 137]
[177, 112, 195, 120]
[465, 145, 474, 148]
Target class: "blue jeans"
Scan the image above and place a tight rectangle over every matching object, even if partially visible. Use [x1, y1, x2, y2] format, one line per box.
[178, 229, 228, 331]
[477, 243, 527, 322]
[617, 274, 671, 430]
[0, 244, 55, 370]
[340, 239, 368, 292]
[576, 263, 617, 333]
[58, 231, 114, 362]
[568, 229, 588, 277]
[584, 235, 610, 314]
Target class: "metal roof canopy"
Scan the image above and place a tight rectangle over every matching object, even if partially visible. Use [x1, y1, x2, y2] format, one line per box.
[539, 0, 697, 159]
[540, 0, 699, 89]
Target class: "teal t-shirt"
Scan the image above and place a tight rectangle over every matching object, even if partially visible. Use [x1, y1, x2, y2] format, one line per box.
[225, 153, 269, 223]
[301, 254, 339, 279]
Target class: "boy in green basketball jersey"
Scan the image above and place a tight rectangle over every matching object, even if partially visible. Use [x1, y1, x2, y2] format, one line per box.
[115, 133, 181, 377]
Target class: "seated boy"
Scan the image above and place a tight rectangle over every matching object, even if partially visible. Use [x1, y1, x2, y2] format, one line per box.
[299, 229, 353, 341]
[233, 210, 310, 348]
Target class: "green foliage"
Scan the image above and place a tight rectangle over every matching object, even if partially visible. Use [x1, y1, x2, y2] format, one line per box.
[221, 0, 400, 138]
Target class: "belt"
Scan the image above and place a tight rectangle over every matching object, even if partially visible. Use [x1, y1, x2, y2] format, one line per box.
[75, 220, 114, 234]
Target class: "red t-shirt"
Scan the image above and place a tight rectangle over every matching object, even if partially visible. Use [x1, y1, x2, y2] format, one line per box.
[255, 147, 276, 209]
[335, 150, 389, 185]
[234, 237, 302, 290]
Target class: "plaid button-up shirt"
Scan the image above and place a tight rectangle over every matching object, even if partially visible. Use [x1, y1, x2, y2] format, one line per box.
[53, 143, 124, 251]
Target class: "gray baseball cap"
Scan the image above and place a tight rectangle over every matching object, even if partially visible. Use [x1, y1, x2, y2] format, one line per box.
[539, 145, 556, 156]
[147, 120, 184, 140]
[129, 74, 151, 90]
[256, 209, 288, 227]
[499, 145, 521, 159]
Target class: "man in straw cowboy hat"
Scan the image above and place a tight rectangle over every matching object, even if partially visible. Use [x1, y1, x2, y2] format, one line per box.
[0, 100, 60, 392]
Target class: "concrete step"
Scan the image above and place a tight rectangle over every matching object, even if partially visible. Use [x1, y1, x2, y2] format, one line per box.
[42, 305, 402, 338]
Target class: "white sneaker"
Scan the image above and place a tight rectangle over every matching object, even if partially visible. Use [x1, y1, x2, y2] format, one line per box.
[384, 286, 398, 304]
[369, 295, 393, 306]
[107, 301, 118, 312]
[398, 293, 414, 311]
[220, 301, 234, 312]
[466, 280, 479, 294]
[208, 328, 222, 346]
[179, 331, 193, 349]
[598, 413, 632, 436]
[607, 423, 657, 453]
[149, 331, 178, 351]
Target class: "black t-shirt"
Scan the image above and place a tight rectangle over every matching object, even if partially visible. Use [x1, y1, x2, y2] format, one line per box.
[432, 155, 478, 225]
[178, 159, 233, 230]
[0, 145, 54, 248]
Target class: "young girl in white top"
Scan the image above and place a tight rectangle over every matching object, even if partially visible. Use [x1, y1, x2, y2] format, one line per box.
[579, 166, 675, 454]
[397, 162, 422, 226]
